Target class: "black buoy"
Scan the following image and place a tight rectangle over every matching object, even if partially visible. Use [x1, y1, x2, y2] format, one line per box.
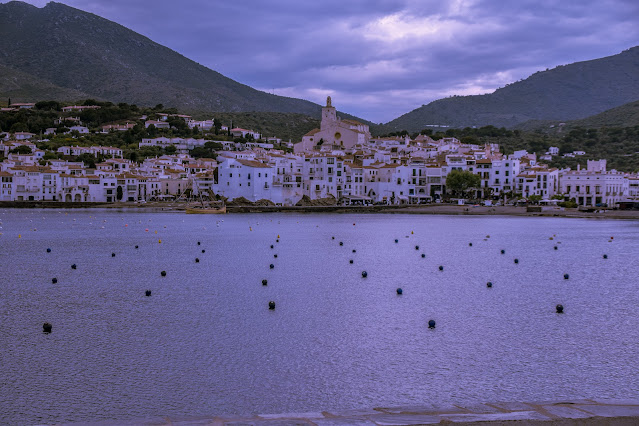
[469, 243, 473, 247]
[487, 282, 493, 288]
[202, 249, 206, 253]
[556, 304, 564, 314]
[71, 264, 76, 269]
[270, 264, 274, 269]
[554, 246, 558, 250]
[52, 278, 57, 284]
[195, 258, 200, 263]
[269, 301, 276, 310]
[262, 279, 268, 286]
[421, 253, 425, 258]
[332, 236, 335, 240]
[145, 290, 152, 297]
[276, 239, 279, 243]
[603, 254, 608, 259]
[161, 271, 166, 277]
[339, 241, 343, 246]
[349, 259, 353, 264]
[395, 239, 398, 243]
[135, 245, 139, 249]
[396, 288, 403, 295]
[43, 323, 52, 333]
[111, 252, 116, 257]
[501, 249, 505, 254]
[46, 248, 51, 253]
[274, 254, 278, 258]
[514, 258, 519, 264]
[352, 249, 356, 253]
[439, 265, 444, 271]
[428, 319, 436, 329]
[270, 245, 274, 249]
[197, 241, 201, 246]
[415, 245, 419, 250]
[361, 271, 367, 278]
[564, 273, 569, 280]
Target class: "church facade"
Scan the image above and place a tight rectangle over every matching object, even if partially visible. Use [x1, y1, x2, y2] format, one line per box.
[293, 97, 371, 153]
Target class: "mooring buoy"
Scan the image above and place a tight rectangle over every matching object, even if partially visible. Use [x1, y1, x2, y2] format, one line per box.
[396, 288, 403, 295]
[556, 304, 564, 314]
[43, 323, 52, 333]
[428, 320, 436, 329]
[269, 301, 276, 310]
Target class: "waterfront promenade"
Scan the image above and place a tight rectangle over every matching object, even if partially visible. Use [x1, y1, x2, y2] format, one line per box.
[54, 399, 639, 425]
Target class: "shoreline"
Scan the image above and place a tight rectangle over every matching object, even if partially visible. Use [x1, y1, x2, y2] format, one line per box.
[49, 399, 639, 425]
[2, 201, 639, 219]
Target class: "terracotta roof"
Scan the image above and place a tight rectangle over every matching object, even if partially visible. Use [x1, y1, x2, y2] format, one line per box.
[237, 159, 272, 169]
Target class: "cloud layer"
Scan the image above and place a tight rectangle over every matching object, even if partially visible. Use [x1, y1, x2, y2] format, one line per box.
[4, 0, 639, 122]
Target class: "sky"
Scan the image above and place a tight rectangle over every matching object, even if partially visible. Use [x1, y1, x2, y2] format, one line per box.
[4, 0, 639, 122]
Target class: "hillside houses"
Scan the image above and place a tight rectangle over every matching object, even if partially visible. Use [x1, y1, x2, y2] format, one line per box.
[0, 98, 637, 207]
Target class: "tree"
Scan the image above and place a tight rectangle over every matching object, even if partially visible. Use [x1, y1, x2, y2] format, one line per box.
[10, 145, 32, 154]
[445, 170, 480, 198]
[164, 145, 177, 154]
[116, 186, 123, 201]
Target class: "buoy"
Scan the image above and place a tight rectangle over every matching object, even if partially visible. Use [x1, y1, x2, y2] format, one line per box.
[145, 290, 152, 297]
[411, 231, 414, 234]
[52, 278, 57, 284]
[501, 249, 505, 254]
[395, 239, 398, 243]
[610, 237, 614, 240]
[428, 320, 436, 329]
[111, 253, 116, 257]
[274, 254, 277, 258]
[554, 246, 558, 250]
[18, 234, 21, 238]
[135, 245, 139, 249]
[197, 241, 201, 246]
[421, 253, 425, 258]
[349, 259, 353, 264]
[514, 258, 519, 264]
[487, 282, 493, 288]
[396, 288, 403, 295]
[469, 243, 472, 246]
[46, 248, 51, 253]
[71, 264, 76, 269]
[277, 235, 280, 238]
[43, 323, 52, 333]
[158, 239, 162, 243]
[276, 239, 279, 243]
[439, 265, 443, 271]
[603, 254, 608, 259]
[270, 264, 274, 269]
[556, 304, 564, 314]
[352, 249, 356, 253]
[270, 245, 274, 249]
[564, 274, 569, 280]
[361, 271, 367, 278]
[415, 245, 419, 250]
[486, 235, 490, 238]
[339, 241, 343, 246]
[195, 258, 200, 263]
[332, 236, 335, 240]
[202, 249, 206, 253]
[262, 279, 268, 286]
[269, 301, 276, 310]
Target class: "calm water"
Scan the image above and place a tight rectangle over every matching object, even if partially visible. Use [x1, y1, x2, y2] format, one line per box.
[1, 209, 638, 425]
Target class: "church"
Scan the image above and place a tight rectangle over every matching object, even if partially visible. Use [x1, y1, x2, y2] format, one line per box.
[293, 97, 371, 153]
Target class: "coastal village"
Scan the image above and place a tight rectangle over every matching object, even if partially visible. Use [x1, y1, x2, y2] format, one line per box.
[0, 98, 637, 209]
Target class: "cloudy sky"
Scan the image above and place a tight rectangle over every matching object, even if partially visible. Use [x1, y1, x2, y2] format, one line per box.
[5, 0, 639, 122]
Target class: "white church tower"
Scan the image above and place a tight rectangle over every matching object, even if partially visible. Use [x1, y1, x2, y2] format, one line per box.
[320, 96, 337, 131]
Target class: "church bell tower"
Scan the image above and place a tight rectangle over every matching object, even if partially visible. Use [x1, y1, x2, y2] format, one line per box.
[321, 96, 337, 131]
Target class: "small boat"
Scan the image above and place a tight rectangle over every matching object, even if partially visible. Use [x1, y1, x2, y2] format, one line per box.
[185, 205, 226, 214]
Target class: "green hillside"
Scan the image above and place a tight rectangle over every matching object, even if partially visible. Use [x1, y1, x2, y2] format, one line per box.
[384, 47, 639, 132]
[0, 1, 372, 127]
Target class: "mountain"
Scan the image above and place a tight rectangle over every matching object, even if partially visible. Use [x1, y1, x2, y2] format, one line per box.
[0, 1, 372, 127]
[384, 47, 639, 132]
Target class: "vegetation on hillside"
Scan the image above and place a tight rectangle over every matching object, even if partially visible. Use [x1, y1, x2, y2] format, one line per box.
[383, 46, 639, 132]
